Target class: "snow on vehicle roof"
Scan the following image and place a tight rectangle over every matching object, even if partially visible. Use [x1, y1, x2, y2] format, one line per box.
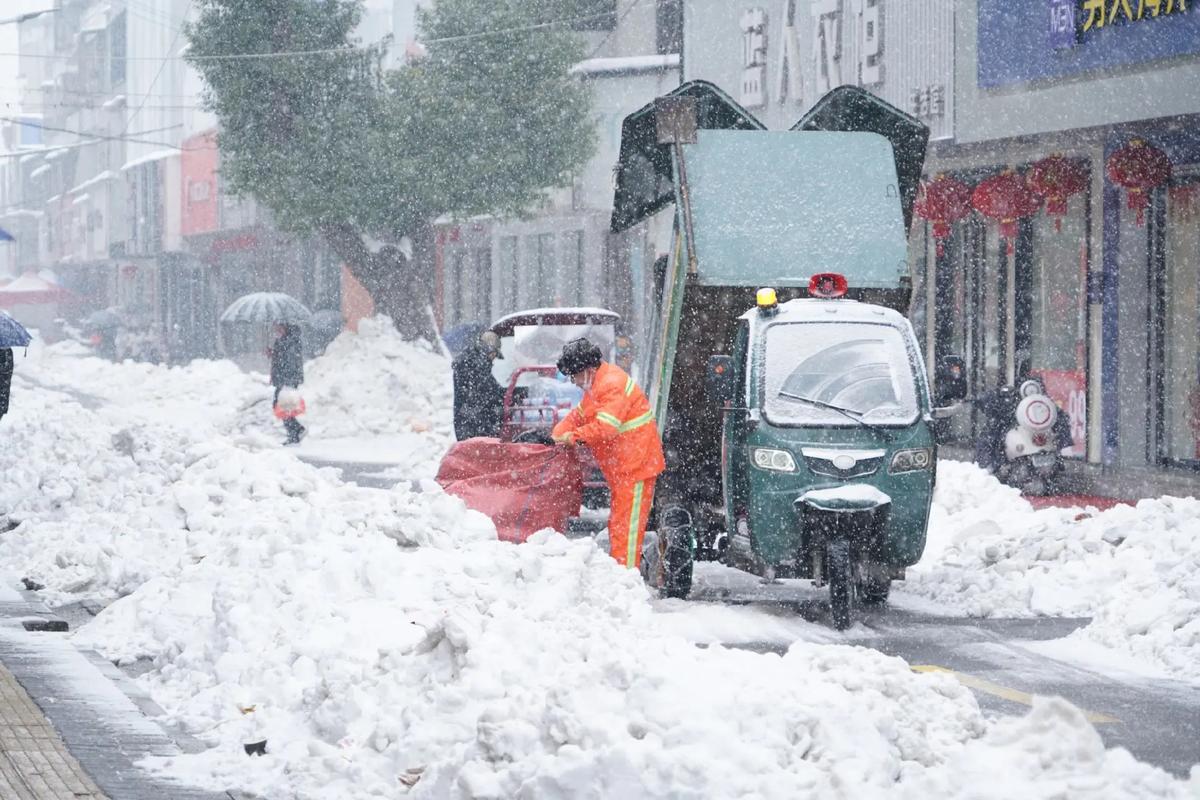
[490, 307, 619, 336]
[740, 298, 908, 327]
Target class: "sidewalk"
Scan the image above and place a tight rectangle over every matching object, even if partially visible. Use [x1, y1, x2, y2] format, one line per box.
[0, 582, 239, 800]
[0, 659, 106, 799]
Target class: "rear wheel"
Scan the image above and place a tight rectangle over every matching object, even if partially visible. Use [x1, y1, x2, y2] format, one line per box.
[827, 538, 853, 630]
[859, 575, 891, 604]
[662, 527, 694, 599]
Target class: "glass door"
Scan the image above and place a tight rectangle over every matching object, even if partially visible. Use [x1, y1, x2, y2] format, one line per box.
[1160, 177, 1200, 467]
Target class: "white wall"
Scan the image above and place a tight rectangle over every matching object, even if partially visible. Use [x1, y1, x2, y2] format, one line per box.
[683, 0, 956, 138]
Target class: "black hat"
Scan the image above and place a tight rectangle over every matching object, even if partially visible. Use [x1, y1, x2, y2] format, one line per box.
[557, 338, 603, 376]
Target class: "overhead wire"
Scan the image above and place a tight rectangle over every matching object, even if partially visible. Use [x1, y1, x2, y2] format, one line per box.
[119, 0, 192, 138]
[0, 6, 624, 62]
[0, 117, 185, 148]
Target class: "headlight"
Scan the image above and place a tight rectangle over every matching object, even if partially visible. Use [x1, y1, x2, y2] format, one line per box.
[889, 447, 932, 474]
[751, 447, 797, 472]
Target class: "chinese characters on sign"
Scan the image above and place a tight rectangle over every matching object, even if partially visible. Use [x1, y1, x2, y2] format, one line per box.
[810, 0, 842, 95]
[1081, 0, 1188, 31]
[775, 0, 803, 104]
[738, 1, 897, 114]
[909, 84, 946, 119]
[740, 8, 768, 107]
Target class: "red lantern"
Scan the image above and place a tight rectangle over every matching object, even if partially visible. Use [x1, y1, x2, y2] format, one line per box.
[1027, 155, 1088, 232]
[972, 169, 1042, 255]
[1106, 139, 1171, 226]
[914, 175, 973, 256]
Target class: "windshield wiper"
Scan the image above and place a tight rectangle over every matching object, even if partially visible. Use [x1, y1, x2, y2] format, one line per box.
[778, 391, 894, 441]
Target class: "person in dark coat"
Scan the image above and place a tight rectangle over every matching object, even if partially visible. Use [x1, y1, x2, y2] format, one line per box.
[0, 348, 13, 422]
[269, 323, 306, 445]
[452, 330, 506, 440]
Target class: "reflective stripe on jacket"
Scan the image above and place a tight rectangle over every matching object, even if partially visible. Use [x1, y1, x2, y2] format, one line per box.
[552, 361, 666, 485]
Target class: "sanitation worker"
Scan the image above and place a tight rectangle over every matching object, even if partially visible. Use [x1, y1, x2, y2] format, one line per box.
[552, 338, 665, 569]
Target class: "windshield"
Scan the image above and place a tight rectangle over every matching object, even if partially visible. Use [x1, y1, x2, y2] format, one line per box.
[762, 322, 919, 426]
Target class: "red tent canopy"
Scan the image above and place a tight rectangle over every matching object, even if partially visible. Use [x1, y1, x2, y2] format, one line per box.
[0, 272, 70, 306]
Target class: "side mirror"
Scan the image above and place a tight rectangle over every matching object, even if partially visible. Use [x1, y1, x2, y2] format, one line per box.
[706, 355, 735, 404]
[935, 354, 967, 404]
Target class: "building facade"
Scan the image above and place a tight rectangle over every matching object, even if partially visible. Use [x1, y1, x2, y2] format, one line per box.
[434, 0, 679, 348]
[679, 0, 1199, 489]
[0, 0, 335, 362]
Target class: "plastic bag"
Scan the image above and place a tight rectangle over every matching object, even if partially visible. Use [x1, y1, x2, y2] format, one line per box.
[274, 387, 306, 419]
[436, 439, 583, 542]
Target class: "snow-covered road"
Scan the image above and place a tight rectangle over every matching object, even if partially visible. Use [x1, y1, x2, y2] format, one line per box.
[1, 323, 1197, 799]
[660, 564, 1200, 777]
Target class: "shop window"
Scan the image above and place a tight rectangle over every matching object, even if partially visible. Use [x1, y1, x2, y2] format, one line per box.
[568, 0, 616, 30]
[448, 251, 465, 325]
[1162, 179, 1200, 465]
[656, 0, 683, 54]
[498, 236, 518, 314]
[526, 233, 556, 306]
[1029, 200, 1089, 458]
[563, 229, 585, 304]
[474, 248, 493, 323]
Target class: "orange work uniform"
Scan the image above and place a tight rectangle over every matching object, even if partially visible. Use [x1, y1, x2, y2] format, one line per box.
[553, 362, 666, 568]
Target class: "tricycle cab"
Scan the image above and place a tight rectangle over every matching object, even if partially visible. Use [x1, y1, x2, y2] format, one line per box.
[716, 294, 937, 595]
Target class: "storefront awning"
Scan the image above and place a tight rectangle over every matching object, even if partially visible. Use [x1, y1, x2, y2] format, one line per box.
[121, 149, 179, 172]
[68, 170, 116, 195]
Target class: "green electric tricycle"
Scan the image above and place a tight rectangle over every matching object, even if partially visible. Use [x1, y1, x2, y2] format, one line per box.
[612, 83, 966, 628]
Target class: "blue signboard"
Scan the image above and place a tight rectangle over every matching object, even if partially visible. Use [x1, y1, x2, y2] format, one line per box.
[978, 0, 1200, 87]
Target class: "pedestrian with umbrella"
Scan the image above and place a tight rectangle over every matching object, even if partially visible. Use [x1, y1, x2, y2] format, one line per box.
[268, 323, 306, 445]
[0, 311, 32, 423]
[220, 292, 311, 445]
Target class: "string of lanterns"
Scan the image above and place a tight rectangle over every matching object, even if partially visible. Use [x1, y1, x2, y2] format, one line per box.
[914, 141, 1172, 255]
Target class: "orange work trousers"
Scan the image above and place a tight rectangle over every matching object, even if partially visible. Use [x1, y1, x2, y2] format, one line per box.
[607, 478, 656, 569]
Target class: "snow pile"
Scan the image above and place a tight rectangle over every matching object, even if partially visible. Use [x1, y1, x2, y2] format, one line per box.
[73, 450, 989, 798]
[904, 697, 1193, 799]
[298, 316, 455, 476]
[1072, 497, 1200, 682]
[14, 338, 264, 438]
[904, 461, 1200, 682]
[0, 384, 197, 605]
[68, 448, 1198, 798]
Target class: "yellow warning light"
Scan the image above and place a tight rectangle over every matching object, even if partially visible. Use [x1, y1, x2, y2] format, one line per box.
[756, 287, 778, 310]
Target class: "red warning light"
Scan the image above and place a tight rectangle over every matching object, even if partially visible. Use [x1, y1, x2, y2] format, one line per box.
[809, 272, 848, 298]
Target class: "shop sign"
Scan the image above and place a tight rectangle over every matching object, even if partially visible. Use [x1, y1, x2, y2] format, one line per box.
[739, 0, 885, 111]
[909, 84, 947, 120]
[1080, 0, 1190, 32]
[979, 0, 1200, 87]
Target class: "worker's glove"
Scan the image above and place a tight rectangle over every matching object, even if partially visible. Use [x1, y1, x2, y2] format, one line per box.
[552, 432, 576, 447]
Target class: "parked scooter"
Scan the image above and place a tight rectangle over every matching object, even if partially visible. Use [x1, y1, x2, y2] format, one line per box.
[975, 378, 1071, 495]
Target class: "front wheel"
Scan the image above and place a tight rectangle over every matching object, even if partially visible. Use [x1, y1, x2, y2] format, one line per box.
[827, 538, 853, 630]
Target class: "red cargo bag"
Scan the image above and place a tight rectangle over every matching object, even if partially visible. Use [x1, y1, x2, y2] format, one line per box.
[436, 439, 583, 543]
